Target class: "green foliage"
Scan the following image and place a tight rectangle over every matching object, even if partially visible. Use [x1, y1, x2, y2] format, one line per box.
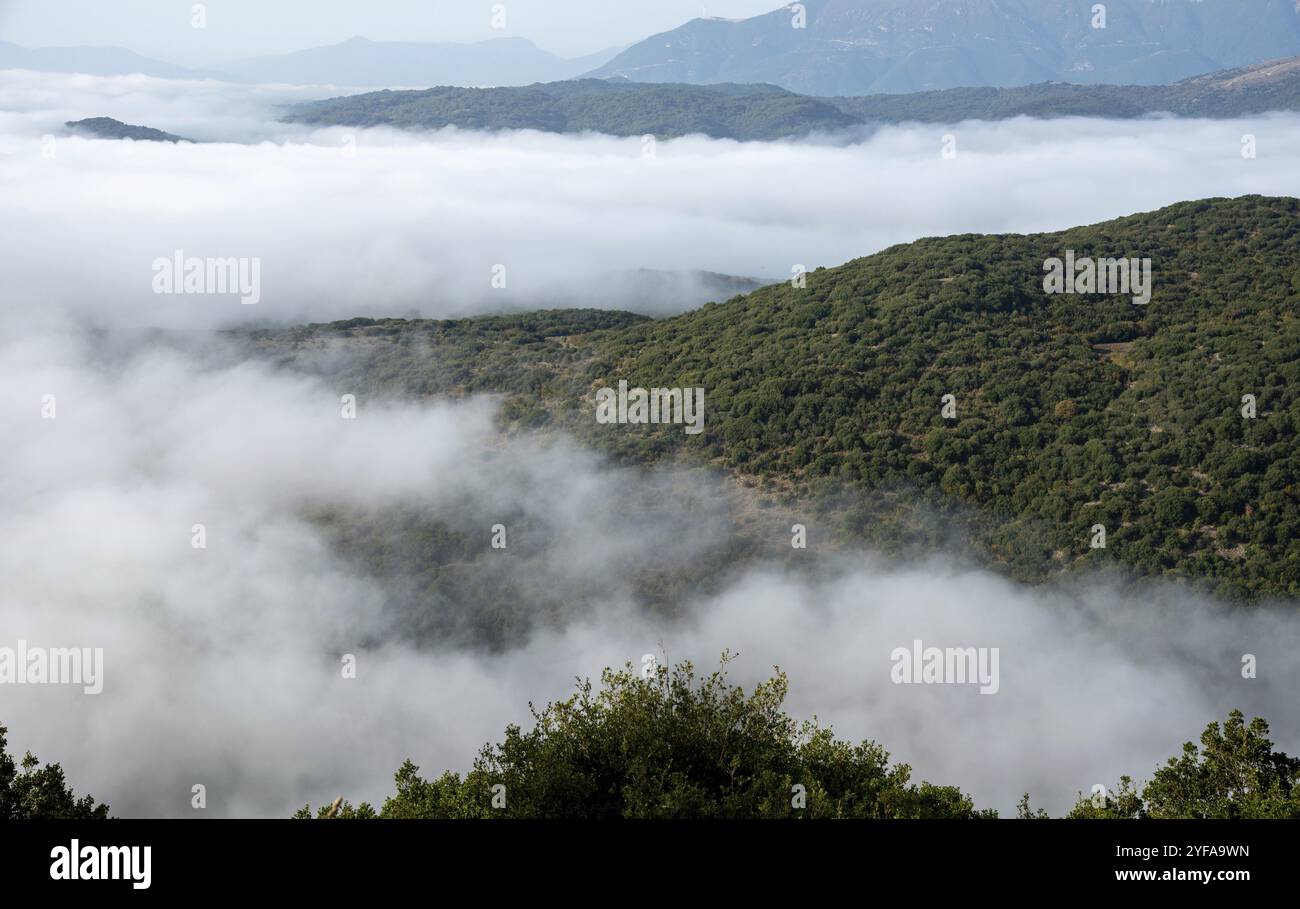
[243, 308, 648, 403]
[298, 656, 992, 819]
[0, 723, 109, 819]
[1016, 793, 1051, 819]
[1067, 776, 1146, 819]
[65, 117, 188, 142]
[286, 79, 855, 140]
[1070, 711, 1300, 818]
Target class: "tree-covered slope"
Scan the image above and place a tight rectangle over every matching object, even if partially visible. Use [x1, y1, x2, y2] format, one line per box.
[250, 197, 1300, 601]
[590, 196, 1300, 598]
[284, 57, 1300, 140]
[284, 79, 856, 140]
[65, 117, 190, 142]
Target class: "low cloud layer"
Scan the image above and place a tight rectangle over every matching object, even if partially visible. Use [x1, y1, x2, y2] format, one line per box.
[1, 329, 1296, 818]
[4, 71, 1300, 330]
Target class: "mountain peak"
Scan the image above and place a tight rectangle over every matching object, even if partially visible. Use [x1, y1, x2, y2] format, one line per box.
[586, 0, 1300, 95]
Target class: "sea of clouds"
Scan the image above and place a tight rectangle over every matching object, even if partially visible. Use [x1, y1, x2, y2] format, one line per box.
[5, 70, 1300, 328]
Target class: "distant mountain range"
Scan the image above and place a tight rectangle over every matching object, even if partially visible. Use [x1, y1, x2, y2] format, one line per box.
[284, 57, 1300, 140]
[65, 117, 191, 142]
[834, 56, 1300, 122]
[219, 36, 620, 87]
[0, 39, 229, 80]
[586, 0, 1300, 96]
[0, 36, 619, 88]
[11, 1, 1300, 96]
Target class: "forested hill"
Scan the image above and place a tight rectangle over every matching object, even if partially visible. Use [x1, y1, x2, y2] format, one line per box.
[65, 117, 190, 142]
[250, 196, 1300, 601]
[283, 57, 1300, 140]
[284, 80, 856, 140]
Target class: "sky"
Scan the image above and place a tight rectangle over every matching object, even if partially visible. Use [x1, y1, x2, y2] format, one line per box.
[0, 0, 782, 61]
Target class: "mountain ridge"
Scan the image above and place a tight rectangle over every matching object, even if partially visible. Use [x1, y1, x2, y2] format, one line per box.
[65, 116, 191, 142]
[284, 55, 1300, 140]
[586, 0, 1300, 96]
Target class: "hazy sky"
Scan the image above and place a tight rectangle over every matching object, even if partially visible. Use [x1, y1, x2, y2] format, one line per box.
[0, 0, 781, 61]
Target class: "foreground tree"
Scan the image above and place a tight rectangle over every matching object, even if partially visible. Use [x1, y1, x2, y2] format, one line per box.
[297, 655, 993, 819]
[0, 723, 109, 819]
[1070, 710, 1300, 819]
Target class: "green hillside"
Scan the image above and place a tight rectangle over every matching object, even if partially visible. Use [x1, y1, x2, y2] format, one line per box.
[249, 196, 1300, 601]
[65, 117, 190, 142]
[284, 57, 1300, 140]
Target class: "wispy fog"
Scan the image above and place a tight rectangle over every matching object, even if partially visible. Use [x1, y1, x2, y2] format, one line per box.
[4, 71, 1300, 329]
[1, 329, 1295, 818]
